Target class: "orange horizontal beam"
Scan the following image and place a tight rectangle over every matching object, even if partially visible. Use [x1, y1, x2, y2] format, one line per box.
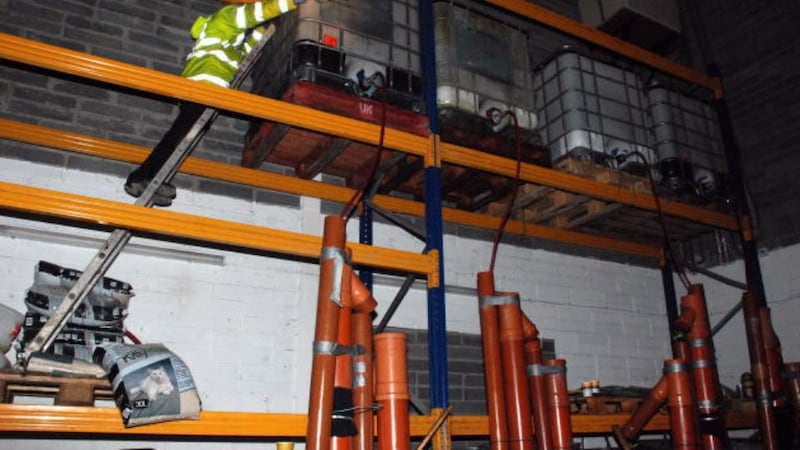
[483, 0, 722, 95]
[440, 142, 739, 231]
[0, 119, 662, 258]
[0, 33, 430, 159]
[0, 181, 435, 276]
[0, 404, 755, 437]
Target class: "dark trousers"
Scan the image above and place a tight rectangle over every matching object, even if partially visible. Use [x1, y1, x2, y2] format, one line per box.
[128, 102, 206, 182]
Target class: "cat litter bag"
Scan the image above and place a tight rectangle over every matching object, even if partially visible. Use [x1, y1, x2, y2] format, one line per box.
[93, 343, 201, 427]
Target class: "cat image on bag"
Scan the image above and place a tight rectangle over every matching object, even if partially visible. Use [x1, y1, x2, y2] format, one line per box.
[131, 366, 175, 401]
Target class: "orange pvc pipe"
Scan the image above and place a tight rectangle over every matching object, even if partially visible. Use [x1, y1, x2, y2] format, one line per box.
[760, 308, 785, 406]
[783, 362, 800, 447]
[544, 359, 572, 450]
[682, 286, 728, 450]
[477, 271, 509, 450]
[498, 294, 534, 450]
[743, 291, 779, 450]
[375, 332, 410, 450]
[352, 310, 374, 450]
[307, 216, 346, 450]
[665, 360, 701, 450]
[332, 296, 354, 450]
[615, 376, 669, 445]
[522, 315, 553, 450]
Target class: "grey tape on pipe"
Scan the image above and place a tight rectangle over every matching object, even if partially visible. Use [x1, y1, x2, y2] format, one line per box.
[314, 340, 344, 356]
[321, 247, 350, 307]
[663, 362, 688, 374]
[696, 399, 722, 409]
[783, 371, 800, 380]
[690, 338, 710, 348]
[527, 364, 565, 376]
[479, 294, 520, 308]
[691, 359, 716, 369]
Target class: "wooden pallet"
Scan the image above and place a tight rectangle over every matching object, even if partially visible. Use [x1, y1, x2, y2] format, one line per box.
[0, 369, 111, 406]
[486, 158, 650, 231]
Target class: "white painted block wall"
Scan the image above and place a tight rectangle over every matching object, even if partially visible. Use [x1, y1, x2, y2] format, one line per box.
[1, 154, 799, 448]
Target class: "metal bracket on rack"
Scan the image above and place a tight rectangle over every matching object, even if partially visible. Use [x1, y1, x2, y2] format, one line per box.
[18, 25, 277, 369]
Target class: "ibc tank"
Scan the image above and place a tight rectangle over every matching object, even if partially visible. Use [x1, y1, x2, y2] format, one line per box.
[533, 49, 654, 173]
[249, 0, 424, 112]
[434, 0, 538, 135]
[648, 86, 727, 197]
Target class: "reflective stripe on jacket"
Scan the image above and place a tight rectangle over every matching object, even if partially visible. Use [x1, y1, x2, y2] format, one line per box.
[182, 0, 298, 87]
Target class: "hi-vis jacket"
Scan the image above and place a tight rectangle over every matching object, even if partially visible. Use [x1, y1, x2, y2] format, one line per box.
[182, 0, 300, 88]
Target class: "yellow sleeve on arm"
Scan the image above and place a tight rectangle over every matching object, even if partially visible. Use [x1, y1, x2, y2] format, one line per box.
[237, 0, 299, 30]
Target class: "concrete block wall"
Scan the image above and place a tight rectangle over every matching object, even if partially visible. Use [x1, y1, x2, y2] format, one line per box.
[694, 0, 800, 250]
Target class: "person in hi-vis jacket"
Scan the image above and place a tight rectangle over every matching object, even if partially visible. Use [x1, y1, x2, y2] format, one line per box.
[125, 0, 305, 206]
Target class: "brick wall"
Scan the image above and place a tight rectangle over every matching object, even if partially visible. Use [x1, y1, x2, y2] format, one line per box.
[694, 0, 800, 249]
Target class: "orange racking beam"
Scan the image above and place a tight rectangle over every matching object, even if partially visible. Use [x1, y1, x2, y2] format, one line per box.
[0, 119, 661, 259]
[0, 404, 756, 437]
[439, 142, 739, 231]
[482, 0, 722, 95]
[0, 33, 430, 160]
[0, 181, 435, 277]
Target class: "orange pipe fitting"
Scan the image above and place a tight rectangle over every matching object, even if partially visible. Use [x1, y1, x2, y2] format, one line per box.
[681, 286, 728, 449]
[783, 362, 800, 447]
[477, 271, 509, 450]
[743, 291, 779, 450]
[332, 301, 354, 450]
[760, 308, 785, 406]
[497, 293, 534, 450]
[544, 359, 572, 450]
[375, 332, 410, 450]
[352, 309, 374, 450]
[613, 375, 669, 448]
[522, 313, 553, 450]
[308, 216, 347, 450]
[351, 273, 378, 314]
[665, 360, 701, 450]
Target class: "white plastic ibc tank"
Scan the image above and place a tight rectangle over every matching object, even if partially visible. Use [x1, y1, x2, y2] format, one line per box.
[433, 0, 537, 131]
[648, 86, 726, 196]
[533, 50, 654, 171]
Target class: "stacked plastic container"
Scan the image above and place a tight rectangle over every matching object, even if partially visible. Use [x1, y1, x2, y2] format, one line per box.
[533, 49, 654, 172]
[648, 86, 726, 197]
[434, 0, 538, 135]
[20, 261, 131, 362]
[250, 0, 423, 112]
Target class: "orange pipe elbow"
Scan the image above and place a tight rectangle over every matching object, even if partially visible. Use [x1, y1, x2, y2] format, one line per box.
[477, 271, 509, 450]
[308, 216, 347, 450]
[375, 332, 410, 450]
[350, 274, 378, 314]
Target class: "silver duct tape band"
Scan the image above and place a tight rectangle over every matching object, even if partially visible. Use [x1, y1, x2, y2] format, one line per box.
[314, 341, 365, 356]
[691, 359, 716, 369]
[663, 362, 688, 374]
[690, 338, 711, 348]
[757, 390, 773, 404]
[696, 399, 722, 410]
[479, 294, 520, 308]
[321, 247, 350, 307]
[353, 374, 366, 388]
[527, 364, 565, 377]
[332, 414, 352, 420]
